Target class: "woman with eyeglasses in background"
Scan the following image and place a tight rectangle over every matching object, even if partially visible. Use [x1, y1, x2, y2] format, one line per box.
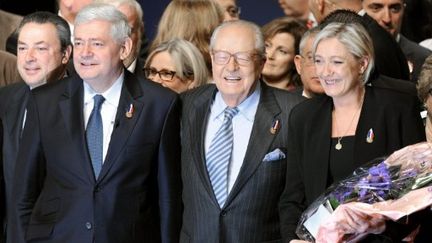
[144, 38, 209, 93]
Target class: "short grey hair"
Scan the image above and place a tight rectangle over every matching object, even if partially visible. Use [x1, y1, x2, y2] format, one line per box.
[298, 27, 320, 56]
[313, 22, 375, 83]
[209, 20, 265, 58]
[75, 3, 131, 44]
[94, 0, 144, 30]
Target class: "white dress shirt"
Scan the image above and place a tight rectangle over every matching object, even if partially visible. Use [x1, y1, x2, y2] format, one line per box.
[83, 71, 124, 163]
[205, 82, 261, 192]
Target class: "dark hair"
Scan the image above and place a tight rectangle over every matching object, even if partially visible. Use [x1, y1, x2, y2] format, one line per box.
[16, 11, 71, 53]
[320, 9, 367, 29]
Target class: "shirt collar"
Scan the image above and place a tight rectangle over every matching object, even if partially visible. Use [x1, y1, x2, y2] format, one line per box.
[212, 81, 261, 122]
[83, 70, 124, 107]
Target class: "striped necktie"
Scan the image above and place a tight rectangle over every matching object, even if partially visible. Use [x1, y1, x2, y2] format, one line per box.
[206, 107, 239, 207]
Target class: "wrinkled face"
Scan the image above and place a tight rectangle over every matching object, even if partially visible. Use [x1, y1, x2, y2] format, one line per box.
[211, 24, 263, 106]
[362, 0, 404, 37]
[17, 22, 67, 88]
[278, 0, 309, 18]
[73, 20, 128, 86]
[214, 0, 240, 21]
[118, 3, 141, 66]
[262, 32, 295, 82]
[146, 51, 192, 93]
[294, 35, 323, 96]
[314, 38, 367, 98]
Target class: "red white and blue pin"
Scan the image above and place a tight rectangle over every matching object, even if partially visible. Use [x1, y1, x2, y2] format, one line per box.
[366, 128, 374, 143]
[270, 119, 280, 134]
[125, 104, 134, 118]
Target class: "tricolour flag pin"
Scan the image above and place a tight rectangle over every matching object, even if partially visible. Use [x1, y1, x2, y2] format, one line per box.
[125, 104, 134, 118]
[366, 128, 374, 143]
[270, 119, 280, 134]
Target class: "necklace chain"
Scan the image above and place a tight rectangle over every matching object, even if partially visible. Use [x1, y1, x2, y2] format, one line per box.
[334, 92, 364, 150]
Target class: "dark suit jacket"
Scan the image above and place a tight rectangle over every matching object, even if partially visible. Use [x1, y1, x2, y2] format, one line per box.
[399, 34, 432, 82]
[10, 71, 182, 243]
[180, 82, 304, 243]
[0, 83, 29, 241]
[281, 86, 425, 241]
[368, 73, 417, 97]
[362, 14, 410, 81]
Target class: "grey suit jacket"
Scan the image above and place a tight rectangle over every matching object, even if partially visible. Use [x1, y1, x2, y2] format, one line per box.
[399, 34, 432, 82]
[180, 81, 304, 243]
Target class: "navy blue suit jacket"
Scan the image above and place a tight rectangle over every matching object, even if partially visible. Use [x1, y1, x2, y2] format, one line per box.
[10, 71, 182, 243]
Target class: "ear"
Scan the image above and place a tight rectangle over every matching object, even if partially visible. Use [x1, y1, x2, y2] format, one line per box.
[61, 45, 73, 64]
[119, 37, 133, 61]
[294, 55, 302, 74]
[359, 56, 369, 74]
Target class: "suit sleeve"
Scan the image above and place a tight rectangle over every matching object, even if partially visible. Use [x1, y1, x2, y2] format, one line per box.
[279, 106, 306, 241]
[8, 94, 45, 243]
[157, 95, 182, 243]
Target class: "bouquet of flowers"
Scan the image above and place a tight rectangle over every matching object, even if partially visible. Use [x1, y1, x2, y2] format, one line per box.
[296, 142, 432, 242]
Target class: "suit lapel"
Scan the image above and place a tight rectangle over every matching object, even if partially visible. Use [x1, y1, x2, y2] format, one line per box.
[189, 86, 218, 205]
[98, 71, 143, 181]
[225, 84, 281, 205]
[58, 77, 96, 181]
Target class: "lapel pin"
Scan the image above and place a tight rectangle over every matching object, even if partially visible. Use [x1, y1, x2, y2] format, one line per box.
[366, 128, 374, 143]
[270, 119, 280, 135]
[125, 104, 134, 118]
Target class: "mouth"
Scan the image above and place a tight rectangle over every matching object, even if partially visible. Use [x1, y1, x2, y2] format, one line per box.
[224, 75, 241, 82]
[24, 67, 41, 74]
[79, 61, 97, 67]
[322, 78, 340, 85]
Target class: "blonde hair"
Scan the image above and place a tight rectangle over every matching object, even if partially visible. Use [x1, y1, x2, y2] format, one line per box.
[145, 38, 209, 88]
[151, 0, 223, 72]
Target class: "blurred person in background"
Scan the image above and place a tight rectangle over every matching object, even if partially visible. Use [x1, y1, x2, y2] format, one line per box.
[144, 38, 208, 93]
[261, 17, 307, 91]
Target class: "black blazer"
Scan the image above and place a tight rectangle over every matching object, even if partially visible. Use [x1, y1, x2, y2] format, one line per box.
[281, 86, 425, 241]
[0, 83, 29, 236]
[10, 71, 182, 243]
[399, 35, 432, 82]
[180, 82, 304, 243]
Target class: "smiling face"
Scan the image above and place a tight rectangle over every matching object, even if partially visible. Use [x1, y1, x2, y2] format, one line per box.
[211, 23, 264, 107]
[314, 38, 367, 99]
[362, 0, 404, 37]
[262, 32, 295, 84]
[73, 20, 130, 91]
[17, 22, 69, 88]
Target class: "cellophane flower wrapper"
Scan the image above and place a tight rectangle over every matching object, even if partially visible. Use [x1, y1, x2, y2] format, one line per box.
[296, 154, 432, 242]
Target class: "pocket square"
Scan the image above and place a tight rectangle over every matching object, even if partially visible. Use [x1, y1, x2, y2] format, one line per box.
[263, 148, 286, 162]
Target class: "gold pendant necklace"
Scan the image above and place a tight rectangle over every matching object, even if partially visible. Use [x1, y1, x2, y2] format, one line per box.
[334, 91, 364, 151]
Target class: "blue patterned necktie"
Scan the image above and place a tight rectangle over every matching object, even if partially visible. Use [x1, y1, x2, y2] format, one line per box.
[206, 107, 239, 207]
[86, 95, 105, 179]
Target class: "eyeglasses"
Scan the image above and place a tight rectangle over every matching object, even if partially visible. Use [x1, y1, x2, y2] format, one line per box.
[144, 68, 176, 82]
[212, 50, 259, 66]
[226, 6, 241, 18]
[300, 54, 314, 66]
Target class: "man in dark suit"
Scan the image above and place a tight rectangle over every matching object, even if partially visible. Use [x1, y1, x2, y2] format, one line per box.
[308, 0, 410, 80]
[10, 4, 181, 243]
[362, 0, 432, 82]
[0, 11, 72, 242]
[180, 20, 303, 243]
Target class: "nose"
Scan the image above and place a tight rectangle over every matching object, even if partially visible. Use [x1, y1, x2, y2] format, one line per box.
[25, 48, 36, 62]
[80, 43, 93, 58]
[317, 61, 333, 77]
[380, 8, 392, 25]
[226, 55, 239, 71]
[266, 47, 275, 60]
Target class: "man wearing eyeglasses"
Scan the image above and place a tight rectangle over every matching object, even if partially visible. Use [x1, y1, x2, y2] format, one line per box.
[213, 0, 240, 21]
[180, 20, 303, 243]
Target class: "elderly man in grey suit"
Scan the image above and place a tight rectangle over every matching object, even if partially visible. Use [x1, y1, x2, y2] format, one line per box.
[180, 20, 304, 243]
